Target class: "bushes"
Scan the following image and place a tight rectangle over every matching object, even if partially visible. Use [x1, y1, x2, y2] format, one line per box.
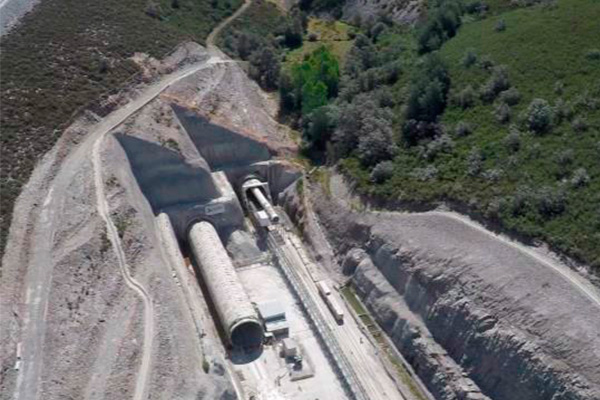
[370, 161, 394, 183]
[467, 146, 484, 176]
[455, 85, 476, 109]
[248, 45, 281, 90]
[357, 125, 396, 166]
[571, 168, 590, 188]
[282, 46, 340, 115]
[498, 87, 520, 105]
[506, 186, 567, 219]
[455, 121, 473, 136]
[479, 65, 510, 102]
[332, 93, 394, 161]
[419, 134, 454, 160]
[417, 0, 465, 54]
[504, 127, 521, 152]
[494, 102, 511, 123]
[525, 98, 554, 133]
[404, 53, 450, 138]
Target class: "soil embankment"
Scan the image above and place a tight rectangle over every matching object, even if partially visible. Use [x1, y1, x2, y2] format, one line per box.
[281, 172, 600, 400]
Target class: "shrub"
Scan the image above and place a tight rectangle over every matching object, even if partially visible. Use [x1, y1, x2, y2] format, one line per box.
[494, 19, 506, 32]
[420, 134, 454, 160]
[571, 116, 588, 132]
[585, 49, 600, 60]
[483, 168, 503, 182]
[303, 105, 338, 149]
[405, 53, 450, 126]
[455, 85, 476, 109]
[249, 45, 281, 90]
[370, 161, 395, 183]
[417, 0, 465, 53]
[357, 127, 396, 166]
[410, 165, 439, 181]
[525, 98, 554, 133]
[480, 65, 510, 102]
[504, 127, 521, 152]
[498, 87, 521, 106]
[479, 55, 495, 70]
[455, 121, 473, 137]
[462, 48, 478, 68]
[494, 102, 511, 123]
[553, 98, 574, 122]
[571, 168, 590, 188]
[536, 186, 566, 218]
[467, 146, 484, 176]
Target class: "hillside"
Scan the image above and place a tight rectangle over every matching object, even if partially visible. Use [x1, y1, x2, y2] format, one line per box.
[0, 0, 240, 259]
[334, 0, 600, 271]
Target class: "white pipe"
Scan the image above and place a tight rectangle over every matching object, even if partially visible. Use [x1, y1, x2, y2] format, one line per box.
[250, 187, 279, 223]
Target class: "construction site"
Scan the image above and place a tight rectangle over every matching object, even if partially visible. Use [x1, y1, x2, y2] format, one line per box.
[1, 39, 429, 400]
[3, 5, 600, 400]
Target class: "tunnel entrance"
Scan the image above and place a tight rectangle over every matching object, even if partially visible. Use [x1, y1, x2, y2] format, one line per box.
[230, 319, 265, 348]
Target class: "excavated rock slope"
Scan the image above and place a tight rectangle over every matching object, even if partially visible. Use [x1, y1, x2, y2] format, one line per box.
[282, 175, 600, 400]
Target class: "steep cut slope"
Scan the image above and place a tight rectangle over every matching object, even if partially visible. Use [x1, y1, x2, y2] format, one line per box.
[282, 173, 600, 400]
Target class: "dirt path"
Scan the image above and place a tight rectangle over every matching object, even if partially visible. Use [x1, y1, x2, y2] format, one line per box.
[206, 0, 251, 55]
[91, 133, 155, 400]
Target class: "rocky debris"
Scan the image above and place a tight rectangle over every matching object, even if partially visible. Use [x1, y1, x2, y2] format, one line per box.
[281, 173, 600, 400]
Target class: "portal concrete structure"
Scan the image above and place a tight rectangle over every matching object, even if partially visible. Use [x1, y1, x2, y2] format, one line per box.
[188, 221, 264, 348]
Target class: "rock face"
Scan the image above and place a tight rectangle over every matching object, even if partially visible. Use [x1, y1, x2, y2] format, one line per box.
[281, 176, 600, 400]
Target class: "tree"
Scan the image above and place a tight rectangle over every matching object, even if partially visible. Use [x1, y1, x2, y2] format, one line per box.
[405, 54, 450, 126]
[249, 46, 280, 90]
[304, 105, 338, 149]
[291, 46, 340, 114]
[302, 80, 328, 114]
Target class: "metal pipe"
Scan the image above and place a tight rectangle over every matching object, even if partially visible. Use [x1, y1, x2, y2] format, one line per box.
[250, 186, 279, 223]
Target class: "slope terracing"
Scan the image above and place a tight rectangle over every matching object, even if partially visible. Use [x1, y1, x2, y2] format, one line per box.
[281, 173, 600, 400]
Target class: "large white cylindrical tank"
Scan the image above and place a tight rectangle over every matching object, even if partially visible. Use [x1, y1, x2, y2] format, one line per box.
[188, 221, 263, 348]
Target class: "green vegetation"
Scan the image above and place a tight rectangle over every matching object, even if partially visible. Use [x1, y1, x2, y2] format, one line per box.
[152, 0, 242, 41]
[334, 0, 600, 270]
[0, 0, 244, 256]
[284, 19, 355, 68]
